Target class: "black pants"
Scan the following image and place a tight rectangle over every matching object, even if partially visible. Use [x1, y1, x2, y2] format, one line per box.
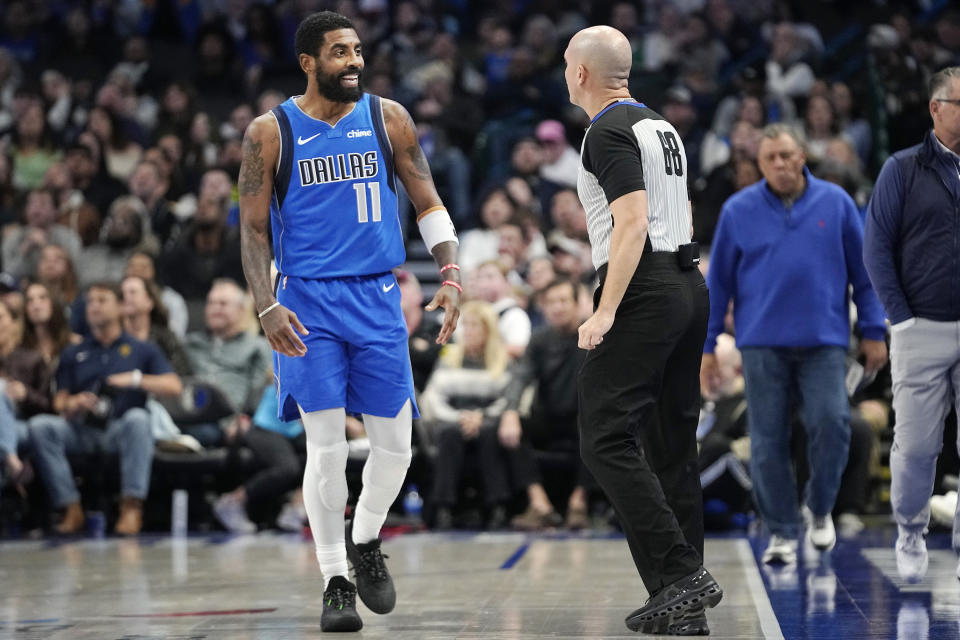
[578, 253, 708, 594]
[241, 427, 305, 504]
[431, 423, 511, 507]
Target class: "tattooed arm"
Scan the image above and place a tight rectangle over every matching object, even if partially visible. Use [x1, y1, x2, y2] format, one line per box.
[382, 99, 461, 344]
[239, 113, 308, 357]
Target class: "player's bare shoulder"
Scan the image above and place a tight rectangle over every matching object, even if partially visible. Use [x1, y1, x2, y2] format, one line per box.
[239, 113, 281, 197]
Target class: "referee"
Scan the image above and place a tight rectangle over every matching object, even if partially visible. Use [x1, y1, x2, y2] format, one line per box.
[565, 26, 723, 634]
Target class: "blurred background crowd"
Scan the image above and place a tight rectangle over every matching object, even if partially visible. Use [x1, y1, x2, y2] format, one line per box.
[0, 0, 957, 538]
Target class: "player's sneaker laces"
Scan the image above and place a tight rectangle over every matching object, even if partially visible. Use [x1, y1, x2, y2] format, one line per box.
[345, 520, 396, 614]
[895, 528, 928, 582]
[321, 576, 363, 632]
[762, 534, 798, 565]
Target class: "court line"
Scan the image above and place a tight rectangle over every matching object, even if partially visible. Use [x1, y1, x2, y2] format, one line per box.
[735, 538, 784, 640]
[499, 543, 530, 570]
[115, 608, 276, 618]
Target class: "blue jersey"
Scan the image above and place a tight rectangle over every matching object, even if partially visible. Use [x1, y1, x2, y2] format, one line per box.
[269, 94, 405, 279]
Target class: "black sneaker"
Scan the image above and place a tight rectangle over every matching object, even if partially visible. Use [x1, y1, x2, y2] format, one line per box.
[637, 606, 710, 635]
[345, 519, 396, 614]
[321, 576, 363, 632]
[625, 567, 722, 632]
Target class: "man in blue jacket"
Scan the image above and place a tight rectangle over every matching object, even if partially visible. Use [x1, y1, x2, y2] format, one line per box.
[863, 66, 960, 582]
[701, 123, 888, 565]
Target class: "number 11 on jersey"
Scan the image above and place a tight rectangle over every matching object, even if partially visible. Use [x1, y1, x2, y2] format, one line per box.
[354, 182, 381, 223]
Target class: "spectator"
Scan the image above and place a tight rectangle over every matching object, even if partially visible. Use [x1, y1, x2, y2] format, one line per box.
[182, 279, 271, 447]
[127, 159, 178, 248]
[211, 385, 307, 534]
[43, 160, 100, 248]
[0, 152, 17, 227]
[21, 281, 77, 370]
[459, 186, 518, 272]
[63, 137, 126, 218]
[0, 298, 50, 486]
[159, 172, 244, 324]
[121, 275, 192, 378]
[830, 81, 872, 166]
[862, 66, 960, 582]
[79, 196, 157, 288]
[420, 301, 514, 530]
[10, 102, 61, 190]
[803, 94, 842, 166]
[470, 260, 531, 359]
[764, 22, 816, 101]
[29, 281, 182, 535]
[501, 278, 590, 530]
[35, 244, 79, 313]
[85, 106, 143, 182]
[125, 251, 188, 338]
[2, 188, 82, 281]
[701, 124, 888, 565]
[535, 120, 578, 188]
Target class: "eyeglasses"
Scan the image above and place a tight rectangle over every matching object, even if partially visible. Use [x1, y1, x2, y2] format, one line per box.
[935, 98, 960, 106]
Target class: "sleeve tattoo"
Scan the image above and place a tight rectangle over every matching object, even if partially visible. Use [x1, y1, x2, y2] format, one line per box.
[239, 138, 265, 196]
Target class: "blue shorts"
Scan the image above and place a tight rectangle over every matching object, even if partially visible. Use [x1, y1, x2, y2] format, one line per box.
[274, 272, 419, 422]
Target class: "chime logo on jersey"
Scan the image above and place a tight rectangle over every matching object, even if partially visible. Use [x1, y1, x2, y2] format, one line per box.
[298, 151, 379, 186]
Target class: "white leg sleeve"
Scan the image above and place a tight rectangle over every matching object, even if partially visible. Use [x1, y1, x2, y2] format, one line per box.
[352, 400, 413, 544]
[300, 406, 349, 587]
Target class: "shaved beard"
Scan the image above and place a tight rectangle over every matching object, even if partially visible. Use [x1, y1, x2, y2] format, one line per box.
[315, 66, 363, 103]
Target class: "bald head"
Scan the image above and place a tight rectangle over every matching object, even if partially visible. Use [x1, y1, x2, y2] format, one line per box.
[567, 26, 632, 87]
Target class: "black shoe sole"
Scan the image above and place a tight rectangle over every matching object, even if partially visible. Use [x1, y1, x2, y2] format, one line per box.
[637, 608, 710, 635]
[321, 611, 363, 632]
[625, 579, 723, 632]
[345, 520, 397, 615]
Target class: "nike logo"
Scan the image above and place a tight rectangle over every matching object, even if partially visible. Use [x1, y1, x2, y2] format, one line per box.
[297, 132, 322, 145]
[382, 282, 395, 293]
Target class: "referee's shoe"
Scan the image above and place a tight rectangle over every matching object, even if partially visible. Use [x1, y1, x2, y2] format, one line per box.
[345, 519, 397, 614]
[625, 567, 722, 633]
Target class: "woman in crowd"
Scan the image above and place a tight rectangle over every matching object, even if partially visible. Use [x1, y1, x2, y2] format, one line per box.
[0, 299, 52, 487]
[21, 281, 77, 371]
[10, 103, 62, 191]
[125, 251, 189, 337]
[421, 301, 514, 530]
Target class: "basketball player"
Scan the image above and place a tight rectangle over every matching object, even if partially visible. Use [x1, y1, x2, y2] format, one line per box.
[238, 11, 461, 632]
[565, 26, 723, 634]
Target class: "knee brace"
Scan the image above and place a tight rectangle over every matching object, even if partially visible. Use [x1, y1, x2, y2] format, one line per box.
[360, 446, 412, 513]
[313, 442, 349, 512]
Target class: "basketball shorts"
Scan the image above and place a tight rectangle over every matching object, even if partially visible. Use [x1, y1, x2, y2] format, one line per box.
[273, 271, 419, 422]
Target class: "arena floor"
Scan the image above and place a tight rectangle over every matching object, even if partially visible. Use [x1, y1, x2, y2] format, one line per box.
[0, 527, 957, 639]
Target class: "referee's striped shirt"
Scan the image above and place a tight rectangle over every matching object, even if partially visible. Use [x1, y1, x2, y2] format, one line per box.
[577, 100, 692, 270]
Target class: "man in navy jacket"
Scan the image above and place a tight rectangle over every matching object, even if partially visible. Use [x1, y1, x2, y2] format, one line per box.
[702, 123, 888, 565]
[863, 66, 960, 582]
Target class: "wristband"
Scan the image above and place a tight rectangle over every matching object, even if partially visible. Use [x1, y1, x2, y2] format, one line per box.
[130, 369, 142, 388]
[439, 263, 460, 274]
[258, 301, 281, 319]
[417, 206, 459, 250]
[441, 280, 463, 294]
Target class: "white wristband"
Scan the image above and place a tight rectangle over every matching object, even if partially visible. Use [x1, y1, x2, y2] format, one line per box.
[130, 369, 142, 388]
[258, 301, 281, 319]
[417, 206, 459, 251]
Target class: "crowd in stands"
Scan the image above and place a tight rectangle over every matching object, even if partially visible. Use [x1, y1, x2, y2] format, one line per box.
[0, 0, 958, 537]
